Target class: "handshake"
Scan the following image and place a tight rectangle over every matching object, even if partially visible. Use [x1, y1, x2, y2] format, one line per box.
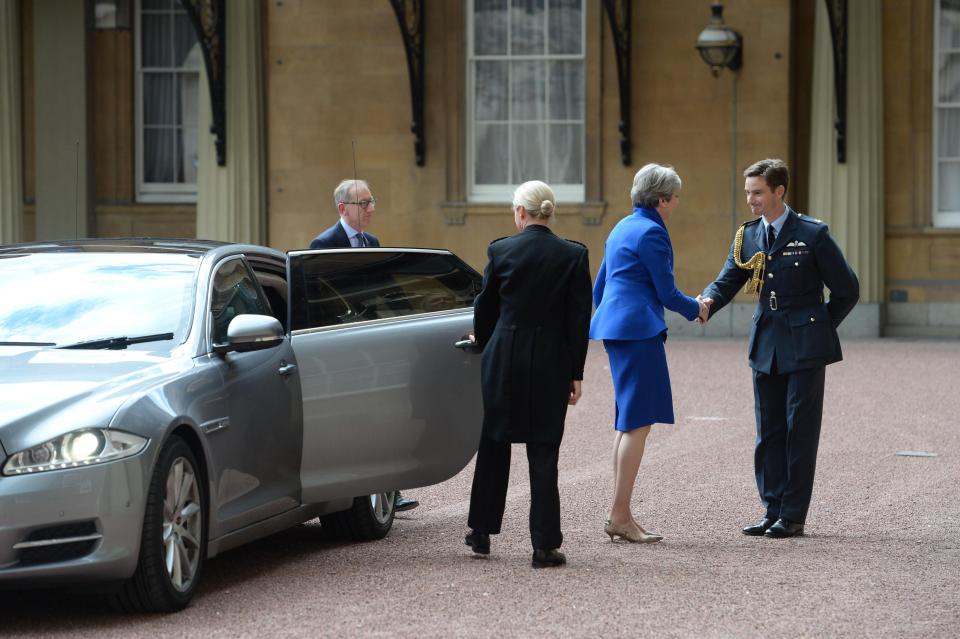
[695, 295, 714, 325]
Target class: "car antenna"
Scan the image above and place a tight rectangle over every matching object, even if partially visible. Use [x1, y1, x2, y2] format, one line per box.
[351, 138, 363, 247]
[75, 140, 80, 239]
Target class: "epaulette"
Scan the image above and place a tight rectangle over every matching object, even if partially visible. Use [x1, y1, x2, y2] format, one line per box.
[565, 238, 587, 249]
[741, 218, 762, 228]
[795, 213, 825, 225]
[489, 236, 509, 245]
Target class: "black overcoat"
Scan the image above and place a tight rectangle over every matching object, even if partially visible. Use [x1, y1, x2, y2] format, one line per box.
[473, 225, 592, 444]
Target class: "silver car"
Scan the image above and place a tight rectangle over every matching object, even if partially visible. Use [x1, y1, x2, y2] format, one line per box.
[0, 239, 483, 611]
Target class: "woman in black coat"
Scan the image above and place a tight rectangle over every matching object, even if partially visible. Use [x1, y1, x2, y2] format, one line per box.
[464, 180, 592, 569]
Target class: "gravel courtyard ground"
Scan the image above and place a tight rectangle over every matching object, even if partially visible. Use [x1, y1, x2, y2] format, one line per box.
[2, 339, 958, 638]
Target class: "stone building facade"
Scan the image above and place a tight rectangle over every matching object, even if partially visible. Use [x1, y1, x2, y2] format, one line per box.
[1, 0, 957, 336]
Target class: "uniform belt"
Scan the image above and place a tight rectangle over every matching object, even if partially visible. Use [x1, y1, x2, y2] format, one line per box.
[761, 291, 823, 311]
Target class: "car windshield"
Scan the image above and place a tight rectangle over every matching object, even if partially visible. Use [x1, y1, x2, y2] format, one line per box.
[0, 251, 199, 351]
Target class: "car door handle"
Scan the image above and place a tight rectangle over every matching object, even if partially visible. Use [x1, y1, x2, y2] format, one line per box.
[454, 339, 474, 349]
[278, 363, 298, 376]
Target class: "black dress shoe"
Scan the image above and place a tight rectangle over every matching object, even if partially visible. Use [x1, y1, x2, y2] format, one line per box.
[531, 548, 566, 568]
[742, 517, 777, 536]
[464, 530, 490, 555]
[764, 518, 804, 538]
[394, 492, 419, 512]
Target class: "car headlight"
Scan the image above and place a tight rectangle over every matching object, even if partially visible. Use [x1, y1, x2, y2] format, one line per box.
[2, 429, 149, 476]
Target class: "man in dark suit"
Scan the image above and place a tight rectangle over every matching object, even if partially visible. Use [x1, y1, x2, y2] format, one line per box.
[700, 159, 859, 538]
[309, 179, 417, 513]
[309, 179, 382, 249]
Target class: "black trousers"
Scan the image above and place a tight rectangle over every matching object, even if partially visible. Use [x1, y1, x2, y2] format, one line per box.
[752, 365, 826, 523]
[467, 434, 562, 551]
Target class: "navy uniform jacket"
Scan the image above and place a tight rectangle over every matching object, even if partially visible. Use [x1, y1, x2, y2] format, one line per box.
[309, 221, 381, 249]
[473, 225, 592, 444]
[703, 207, 859, 374]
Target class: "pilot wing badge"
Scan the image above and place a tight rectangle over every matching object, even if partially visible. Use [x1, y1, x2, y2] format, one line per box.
[785, 240, 807, 247]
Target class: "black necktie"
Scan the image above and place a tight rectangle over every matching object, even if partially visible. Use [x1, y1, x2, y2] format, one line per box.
[766, 224, 776, 253]
[357, 232, 367, 247]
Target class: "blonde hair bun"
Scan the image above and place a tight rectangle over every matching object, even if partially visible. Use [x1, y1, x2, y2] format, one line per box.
[512, 180, 557, 221]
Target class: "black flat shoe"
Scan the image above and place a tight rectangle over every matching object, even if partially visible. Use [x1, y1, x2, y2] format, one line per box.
[764, 518, 804, 538]
[465, 530, 490, 555]
[394, 492, 419, 512]
[742, 517, 777, 536]
[531, 548, 566, 568]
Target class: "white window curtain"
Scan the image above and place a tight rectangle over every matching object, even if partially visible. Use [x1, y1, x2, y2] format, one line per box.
[468, 0, 585, 202]
[936, 0, 960, 226]
[136, 0, 200, 202]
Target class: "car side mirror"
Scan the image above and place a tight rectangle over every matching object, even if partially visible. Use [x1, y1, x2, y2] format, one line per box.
[215, 314, 284, 354]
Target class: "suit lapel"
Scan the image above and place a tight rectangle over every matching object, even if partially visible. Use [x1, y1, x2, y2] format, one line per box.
[333, 222, 350, 248]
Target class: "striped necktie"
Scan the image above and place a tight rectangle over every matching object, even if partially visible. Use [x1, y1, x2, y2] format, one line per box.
[356, 232, 367, 247]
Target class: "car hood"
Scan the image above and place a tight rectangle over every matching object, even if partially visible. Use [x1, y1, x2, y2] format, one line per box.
[0, 346, 193, 454]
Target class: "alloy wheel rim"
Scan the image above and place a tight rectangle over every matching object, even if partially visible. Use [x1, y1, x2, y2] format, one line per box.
[162, 457, 202, 592]
[368, 491, 396, 525]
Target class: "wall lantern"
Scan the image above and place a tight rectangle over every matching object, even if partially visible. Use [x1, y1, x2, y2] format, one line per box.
[695, 2, 742, 76]
[92, 0, 131, 30]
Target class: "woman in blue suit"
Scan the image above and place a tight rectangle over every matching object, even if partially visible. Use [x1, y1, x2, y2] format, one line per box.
[590, 163, 710, 543]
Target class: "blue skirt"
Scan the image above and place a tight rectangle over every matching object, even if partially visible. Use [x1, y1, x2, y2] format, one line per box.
[604, 336, 674, 431]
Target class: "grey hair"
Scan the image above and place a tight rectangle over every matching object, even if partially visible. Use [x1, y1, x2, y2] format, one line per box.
[630, 163, 682, 208]
[333, 179, 370, 208]
[512, 180, 556, 220]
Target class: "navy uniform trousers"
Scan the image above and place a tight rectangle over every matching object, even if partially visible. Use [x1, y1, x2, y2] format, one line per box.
[753, 358, 825, 522]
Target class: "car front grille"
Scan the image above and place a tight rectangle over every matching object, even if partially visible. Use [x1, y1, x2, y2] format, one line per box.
[14, 521, 102, 566]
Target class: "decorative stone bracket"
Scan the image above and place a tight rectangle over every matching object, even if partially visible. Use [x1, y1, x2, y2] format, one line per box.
[602, 0, 631, 166]
[180, 0, 226, 166]
[389, 0, 425, 166]
[823, 0, 847, 163]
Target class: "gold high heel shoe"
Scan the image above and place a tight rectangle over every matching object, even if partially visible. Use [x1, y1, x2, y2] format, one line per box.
[634, 523, 664, 542]
[604, 519, 662, 544]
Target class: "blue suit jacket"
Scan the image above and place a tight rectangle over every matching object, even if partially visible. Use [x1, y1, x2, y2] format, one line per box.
[308, 221, 381, 249]
[589, 207, 700, 341]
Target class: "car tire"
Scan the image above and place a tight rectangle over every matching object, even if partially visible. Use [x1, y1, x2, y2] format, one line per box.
[111, 436, 207, 613]
[320, 491, 396, 541]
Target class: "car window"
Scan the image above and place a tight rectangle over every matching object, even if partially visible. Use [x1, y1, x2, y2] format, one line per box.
[247, 256, 289, 332]
[210, 258, 271, 345]
[0, 252, 197, 350]
[289, 250, 481, 331]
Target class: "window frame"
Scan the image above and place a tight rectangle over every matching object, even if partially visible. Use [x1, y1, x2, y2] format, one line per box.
[206, 256, 273, 350]
[934, 0, 960, 227]
[287, 248, 482, 334]
[134, 0, 200, 203]
[465, 0, 587, 203]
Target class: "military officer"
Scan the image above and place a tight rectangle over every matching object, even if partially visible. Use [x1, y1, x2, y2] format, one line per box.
[700, 158, 859, 538]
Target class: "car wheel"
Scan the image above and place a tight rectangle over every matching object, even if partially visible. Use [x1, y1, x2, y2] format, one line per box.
[111, 436, 207, 613]
[320, 491, 396, 541]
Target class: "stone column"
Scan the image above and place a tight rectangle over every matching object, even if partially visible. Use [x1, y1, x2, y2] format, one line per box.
[808, 0, 884, 334]
[196, 1, 266, 245]
[0, 0, 23, 245]
[32, 0, 93, 240]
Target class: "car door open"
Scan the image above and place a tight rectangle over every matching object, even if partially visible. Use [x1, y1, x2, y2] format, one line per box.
[288, 248, 483, 502]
